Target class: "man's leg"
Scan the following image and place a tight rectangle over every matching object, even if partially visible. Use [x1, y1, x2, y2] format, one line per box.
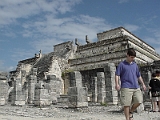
[158, 101, 160, 112]
[130, 103, 141, 112]
[153, 102, 157, 111]
[128, 88, 143, 120]
[124, 106, 130, 120]
[120, 88, 133, 120]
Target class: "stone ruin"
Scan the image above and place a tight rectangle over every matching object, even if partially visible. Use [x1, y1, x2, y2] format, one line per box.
[0, 72, 9, 105]
[1, 27, 160, 110]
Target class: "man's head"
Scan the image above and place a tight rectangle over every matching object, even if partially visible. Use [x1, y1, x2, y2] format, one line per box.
[127, 48, 136, 57]
[126, 48, 136, 63]
[152, 73, 157, 78]
[155, 70, 160, 77]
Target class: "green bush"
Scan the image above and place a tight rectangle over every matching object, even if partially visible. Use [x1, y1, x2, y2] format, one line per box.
[100, 102, 107, 106]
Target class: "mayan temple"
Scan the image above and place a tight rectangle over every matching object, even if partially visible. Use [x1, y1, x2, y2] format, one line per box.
[1, 27, 160, 109]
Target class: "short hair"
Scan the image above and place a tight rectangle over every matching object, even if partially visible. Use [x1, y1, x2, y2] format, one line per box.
[156, 70, 160, 74]
[152, 73, 157, 77]
[127, 48, 136, 57]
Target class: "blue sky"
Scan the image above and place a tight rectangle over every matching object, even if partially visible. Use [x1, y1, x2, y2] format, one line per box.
[0, 0, 160, 72]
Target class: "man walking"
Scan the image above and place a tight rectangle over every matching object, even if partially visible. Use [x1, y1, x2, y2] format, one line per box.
[115, 48, 146, 120]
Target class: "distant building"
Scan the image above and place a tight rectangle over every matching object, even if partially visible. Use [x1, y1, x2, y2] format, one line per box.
[6, 27, 160, 107]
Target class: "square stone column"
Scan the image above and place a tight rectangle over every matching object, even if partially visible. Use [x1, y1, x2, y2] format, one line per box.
[0, 79, 9, 105]
[137, 70, 151, 112]
[34, 82, 51, 106]
[47, 75, 59, 104]
[28, 75, 37, 104]
[141, 70, 151, 99]
[104, 63, 118, 105]
[97, 72, 106, 103]
[69, 71, 82, 87]
[68, 87, 88, 107]
[68, 71, 88, 108]
[12, 78, 25, 105]
[91, 77, 97, 102]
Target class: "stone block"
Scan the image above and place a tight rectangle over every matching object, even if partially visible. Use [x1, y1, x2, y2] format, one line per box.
[68, 87, 88, 108]
[34, 99, 51, 106]
[47, 75, 56, 81]
[35, 82, 45, 89]
[15, 93, 25, 101]
[58, 95, 69, 103]
[14, 100, 25, 106]
[68, 96, 88, 108]
[35, 83, 50, 89]
[105, 96, 118, 105]
[50, 92, 57, 103]
[106, 90, 118, 97]
[35, 89, 50, 99]
[68, 87, 87, 97]
[97, 72, 106, 103]
[105, 86, 113, 91]
[0, 97, 6, 105]
[69, 71, 82, 87]
[32, 68, 38, 76]
[34, 88, 52, 106]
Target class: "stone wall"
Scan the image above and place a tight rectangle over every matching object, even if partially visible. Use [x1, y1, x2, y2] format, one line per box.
[97, 27, 123, 41]
[97, 27, 154, 52]
[70, 28, 160, 72]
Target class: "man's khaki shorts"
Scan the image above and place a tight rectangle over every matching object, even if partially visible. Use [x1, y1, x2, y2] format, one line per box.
[120, 88, 143, 106]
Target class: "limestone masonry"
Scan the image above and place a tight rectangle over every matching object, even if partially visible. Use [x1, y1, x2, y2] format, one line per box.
[1, 27, 160, 111]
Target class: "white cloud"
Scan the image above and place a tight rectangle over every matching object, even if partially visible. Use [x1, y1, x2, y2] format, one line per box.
[0, 0, 112, 51]
[118, 0, 142, 3]
[0, 0, 82, 25]
[144, 28, 160, 45]
[144, 37, 157, 45]
[124, 24, 140, 32]
[30, 38, 64, 54]
[11, 48, 36, 62]
[22, 14, 112, 53]
[142, 36, 160, 55]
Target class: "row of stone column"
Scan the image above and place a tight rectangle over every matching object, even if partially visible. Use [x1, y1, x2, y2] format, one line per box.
[67, 63, 118, 108]
[92, 63, 118, 105]
[11, 67, 61, 106]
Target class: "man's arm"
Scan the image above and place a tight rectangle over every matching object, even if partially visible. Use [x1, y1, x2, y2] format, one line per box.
[138, 76, 147, 91]
[115, 75, 120, 91]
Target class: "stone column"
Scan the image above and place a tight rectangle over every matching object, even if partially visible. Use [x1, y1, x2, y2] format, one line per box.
[97, 72, 105, 103]
[141, 70, 151, 86]
[34, 82, 51, 107]
[104, 63, 118, 105]
[63, 73, 69, 95]
[0, 73, 9, 105]
[91, 77, 97, 102]
[137, 70, 151, 113]
[12, 78, 25, 105]
[28, 75, 37, 104]
[47, 75, 59, 104]
[68, 71, 88, 108]
[142, 70, 151, 96]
